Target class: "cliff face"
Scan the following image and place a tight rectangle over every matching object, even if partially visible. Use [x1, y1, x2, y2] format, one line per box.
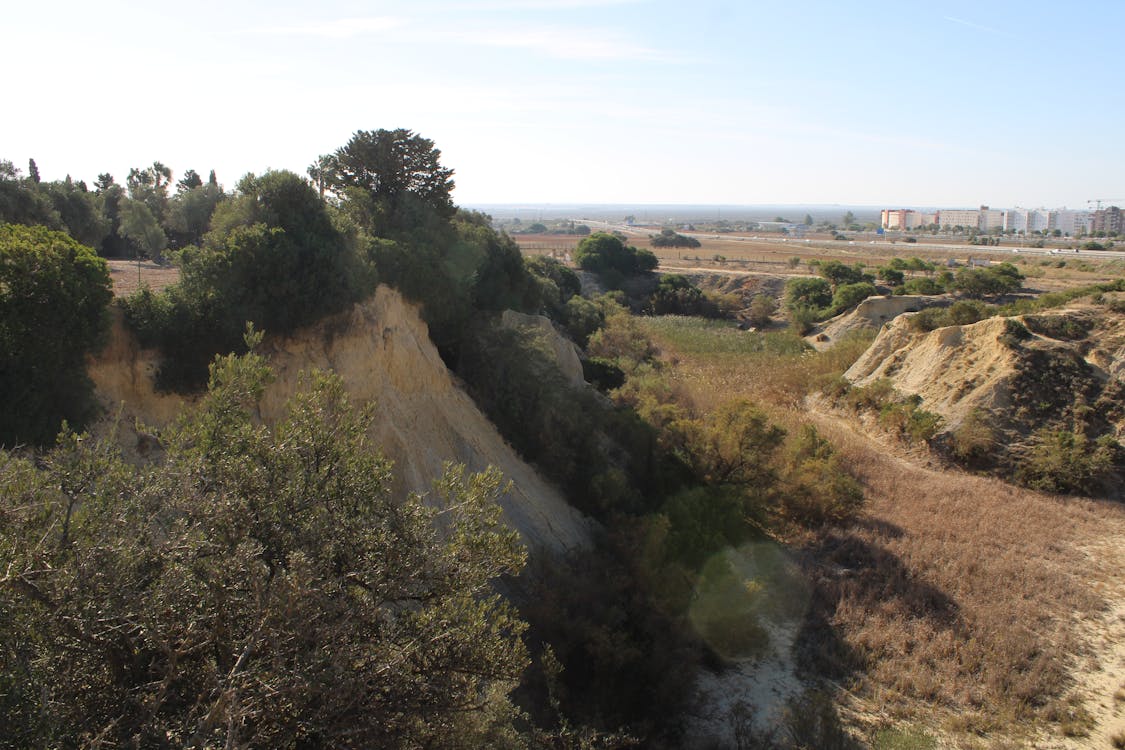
[89, 286, 593, 553]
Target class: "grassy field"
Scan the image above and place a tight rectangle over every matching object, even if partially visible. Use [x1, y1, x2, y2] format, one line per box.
[635, 314, 1125, 746]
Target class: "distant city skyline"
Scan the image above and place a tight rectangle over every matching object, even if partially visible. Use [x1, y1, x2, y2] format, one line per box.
[4, 0, 1123, 208]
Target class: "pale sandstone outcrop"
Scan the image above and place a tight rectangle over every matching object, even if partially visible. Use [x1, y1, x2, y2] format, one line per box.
[89, 286, 593, 553]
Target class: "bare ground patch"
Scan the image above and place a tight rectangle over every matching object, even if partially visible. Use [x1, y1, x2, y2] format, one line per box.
[106, 259, 180, 297]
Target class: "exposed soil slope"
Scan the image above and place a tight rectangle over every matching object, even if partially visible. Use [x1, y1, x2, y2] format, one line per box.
[846, 305, 1125, 437]
[807, 294, 949, 351]
[88, 285, 593, 553]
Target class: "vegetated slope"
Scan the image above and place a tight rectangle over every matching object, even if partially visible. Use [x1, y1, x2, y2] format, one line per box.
[636, 314, 1125, 746]
[89, 284, 593, 553]
[802, 407, 1125, 747]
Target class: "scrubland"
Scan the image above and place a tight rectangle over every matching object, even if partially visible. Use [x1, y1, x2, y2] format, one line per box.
[635, 313, 1125, 747]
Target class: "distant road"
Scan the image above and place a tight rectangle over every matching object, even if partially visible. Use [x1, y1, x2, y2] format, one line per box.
[574, 218, 1125, 260]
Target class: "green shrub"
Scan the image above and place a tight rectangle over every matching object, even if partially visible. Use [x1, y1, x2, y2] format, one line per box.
[878, 398, 943, 443]
[781, 425, 864, 526]
[0, 223, 113, 445]
[843, 378, 896, 411]
[785, 276, 833, 311]
[789, 304, 822, 335]
[901, 277, 943, 295]
[947, 299, 991, 326]
[1022, 314, 1093, 341]
[575, 232, 658, 277]
[1016, 429, 1120, 495]
[124, 171, 368, 388]
[747, 293, 778, 327]
[832, 281, 877, 313]
[948, 409, 996, 466]
[0, 352, 528, 747]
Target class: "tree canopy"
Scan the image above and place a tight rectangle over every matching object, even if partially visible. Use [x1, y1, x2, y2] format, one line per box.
[329, 128, 455, 233]
[0, 223, 112, 445]
[574, 232, 658, 283]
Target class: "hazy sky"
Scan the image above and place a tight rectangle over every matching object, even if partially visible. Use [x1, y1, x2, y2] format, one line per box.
[5, 0, 1123, 208]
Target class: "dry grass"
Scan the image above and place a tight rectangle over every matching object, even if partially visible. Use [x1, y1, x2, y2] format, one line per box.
[106, 259, 180, 297]
[636, 314, 1125, 740]
[513, 232, 1125, 293]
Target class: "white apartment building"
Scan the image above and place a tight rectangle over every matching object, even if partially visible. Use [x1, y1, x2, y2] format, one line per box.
[880, 209, 927, 229]
[1052, 210, 1092, 236]
[980, 207, 1005, 231]
[1004, 209, 1028, 232]
[936, 209, 981, 229]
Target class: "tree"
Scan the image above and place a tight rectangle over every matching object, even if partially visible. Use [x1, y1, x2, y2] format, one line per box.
[950, 263, 1023, 298]
[650, 229, 700, 249]
[27, 158, 40, 184]
[126, 161, 173, 224]
[306, 154, 336, 199]
[38, 178, 110, 249]
[0, 348, 530, 747]
[804, 213, 813, 226]
[176, 168, 203, 193]
[877, 266, 904, 286]
[329, 128, 455, 232]
[831, 281, 877, 312]
[816, 260, 867, 289]
[118, 198, 168, 261]
[125, 170, 364, 388]
[574, 232, 658, 281]
[842, 210, 855, 227]
[167, 177, 224, 247]
[0, 223, 112, 445]
[784, 277, 832, 311]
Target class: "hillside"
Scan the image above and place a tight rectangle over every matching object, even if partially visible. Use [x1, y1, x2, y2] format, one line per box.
[846, 302, 1125, 439]
[88, 285, 594, 554]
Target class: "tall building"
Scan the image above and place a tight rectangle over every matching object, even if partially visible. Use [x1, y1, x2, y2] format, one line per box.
[881, 209, 924, 229]
[1004, 209, 1029, 232]
[936, 209, 981, 229]
[1028, 209, 1052, 233]
[1053, 210, 1092, 236]
[1093, 206, 1124, 234]
[979, 206, 1005, 231]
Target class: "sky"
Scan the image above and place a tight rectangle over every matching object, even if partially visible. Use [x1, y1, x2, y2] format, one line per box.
[4, 0, 1124, 209]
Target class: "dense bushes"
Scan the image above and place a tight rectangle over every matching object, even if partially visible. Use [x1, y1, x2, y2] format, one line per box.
[0, 224, 112, 445]
[574, 232, 657, 287]
[950, 262, 1023, 298]
[0, 350, 529, 747]
[1016, 429, 1120, 495]
[124, 171, 367, 388]
[650, 228, 700, 248]
[647, 274, 731, 318]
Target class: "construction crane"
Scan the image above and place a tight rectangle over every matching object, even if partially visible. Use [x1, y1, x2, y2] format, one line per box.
[1088, 198, 1122, 210]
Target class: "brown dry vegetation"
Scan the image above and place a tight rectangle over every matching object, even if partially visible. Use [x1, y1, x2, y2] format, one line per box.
[636, 316, 1125, 746]
[513, 232, 1125, 295]
[106, 259, 180, 297]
